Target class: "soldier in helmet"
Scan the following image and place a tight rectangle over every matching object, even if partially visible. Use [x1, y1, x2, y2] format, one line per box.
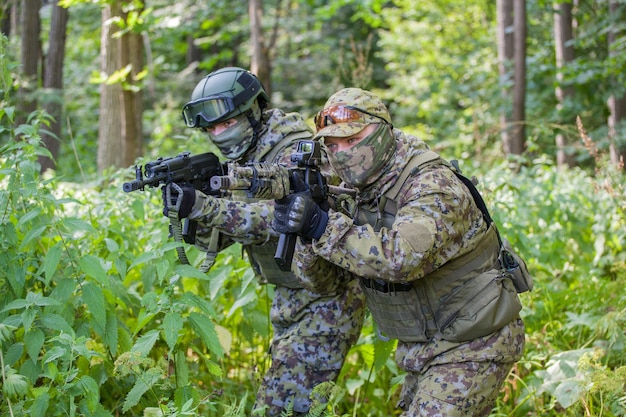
[168, 68, 365, 416]
[274, 87, 526, 416]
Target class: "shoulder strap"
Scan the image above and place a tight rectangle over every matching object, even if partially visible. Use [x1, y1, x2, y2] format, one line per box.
[450, 168, 503, 247]
[382, 151, 503, 247]
[384, 150, 443, 202]
[382, 150, 445, 216]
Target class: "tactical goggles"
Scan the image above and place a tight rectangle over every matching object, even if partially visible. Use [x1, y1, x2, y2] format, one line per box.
[314, 105, 390, 131]
[182, 96, 235, 128]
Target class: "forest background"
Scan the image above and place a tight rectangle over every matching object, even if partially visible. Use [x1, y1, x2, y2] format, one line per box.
[1, 0, 625, 416]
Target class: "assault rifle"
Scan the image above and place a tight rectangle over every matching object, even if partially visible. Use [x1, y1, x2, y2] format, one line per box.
[210, 140, 353, 271]
[122, 151, 223, 245]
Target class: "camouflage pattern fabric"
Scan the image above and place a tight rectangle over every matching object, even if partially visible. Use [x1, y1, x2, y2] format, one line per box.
[255, 278, 364, 415]
[396, 318, 525, 416]
[294, 124, 525, 416]
[188, 108, 365, 416]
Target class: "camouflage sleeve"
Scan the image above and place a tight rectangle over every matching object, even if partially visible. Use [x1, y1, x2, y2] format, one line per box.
[292, 238, 359, 293]
[311, 166, 486, 283]
[187, 191, 279, 245]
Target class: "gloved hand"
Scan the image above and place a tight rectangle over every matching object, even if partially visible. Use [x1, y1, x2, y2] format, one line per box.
[274, 192, 328, 241]
[162, 182, 196, 219]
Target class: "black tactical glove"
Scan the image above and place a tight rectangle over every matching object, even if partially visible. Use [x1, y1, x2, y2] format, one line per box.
[162, 182, 196, 219]
[274, 191, 329, 241]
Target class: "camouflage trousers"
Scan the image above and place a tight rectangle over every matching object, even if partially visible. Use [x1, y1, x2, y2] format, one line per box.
[253, 278, 365, 416]
[396, 318, 525, 417]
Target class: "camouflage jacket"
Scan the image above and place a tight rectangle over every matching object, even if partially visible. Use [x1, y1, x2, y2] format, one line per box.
[188, 108, 312, 246]
[298, 129, 488, 282]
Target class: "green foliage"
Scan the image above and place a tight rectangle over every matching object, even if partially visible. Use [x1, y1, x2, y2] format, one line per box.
[0, 66, 261, 414]
[2, 93, 626, 417]
[4, 2, 626, 416]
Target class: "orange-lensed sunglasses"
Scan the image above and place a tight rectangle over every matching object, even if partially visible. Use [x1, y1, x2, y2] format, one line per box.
[314, 105, 390, 131]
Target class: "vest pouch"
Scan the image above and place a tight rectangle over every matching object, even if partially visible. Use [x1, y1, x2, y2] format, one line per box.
[439, 269, 522, 343]
[359, 279, 429, 342]
[245, 245, 303, 288]
[500, 238, 533, 293]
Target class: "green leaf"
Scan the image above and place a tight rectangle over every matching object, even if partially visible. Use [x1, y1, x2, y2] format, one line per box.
[162, 311, 182, 352]
[24, 328, 44, 362]
[16, 207, 42, 227]
[31, 390, 50, 417]
[133, 309, 157, 335]
[82, 282, 107, 331]
[43, 346, 67, 364]
[78, 255, 108, 285]
[40, 313, 74, 334]
[19, 225, 47, 249]
[206, 264, 232, 300]
[4, 343, 24, 367]
[1, 298, 29, 312]
[188, 312, 224, 359]
[373, 338, 396, 372]
[72, 376, 100, 411]
[26, 291, 61, 307]
[3, 369, 30, 398]
[180, 292, 217, 319]
[131, 329, 160, 357]
[122, 368, 162, 412]
[174, 263, 211, 280]
[227, 288, 256, 318]
[104, 237, 120, 253]
[175, 350, 189, 387]
[62, 217, 96, 233]
[42, 242, 63, 285]
[129, 250, 160, 269]
[0, 323, 17, 345]
[104, 309, 119, 356]
[553, 379, 585, 408]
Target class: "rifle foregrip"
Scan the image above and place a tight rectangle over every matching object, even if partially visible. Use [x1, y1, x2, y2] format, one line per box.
[274, 233, 297, 272]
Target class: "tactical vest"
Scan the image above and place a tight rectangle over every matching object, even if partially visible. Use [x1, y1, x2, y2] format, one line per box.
[233, 129, 311, 288]
[357, 151, 522, 343]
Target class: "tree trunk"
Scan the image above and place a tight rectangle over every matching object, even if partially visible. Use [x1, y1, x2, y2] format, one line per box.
[249, 0, 271, 95]
[510, 0, 526, 155]
[125, 21, 143, 164]
[497, 0, 514, 154]
[1, 1, 13, 36]
[98, 2, 125, 173]
[186, 34, 201, 67]
[97, 0, 143, 174]
[607, 0, 626, 168]
[17, 0, 40, 125]
[39, 4, 69, 173]
[554, 1, 576, 168]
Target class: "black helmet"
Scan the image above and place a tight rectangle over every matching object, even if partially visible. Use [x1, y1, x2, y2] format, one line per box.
[182, 67, 270, 128]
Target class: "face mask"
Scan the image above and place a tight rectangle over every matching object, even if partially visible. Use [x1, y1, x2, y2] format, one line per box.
[327, 123, 396, 189]
[209, 115, 255, 160]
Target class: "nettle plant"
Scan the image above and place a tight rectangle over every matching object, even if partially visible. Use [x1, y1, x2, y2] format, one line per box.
[0, 106, 260, 416]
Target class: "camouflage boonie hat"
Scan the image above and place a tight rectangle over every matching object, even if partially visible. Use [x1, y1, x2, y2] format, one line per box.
[314, 88, 391, 139]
